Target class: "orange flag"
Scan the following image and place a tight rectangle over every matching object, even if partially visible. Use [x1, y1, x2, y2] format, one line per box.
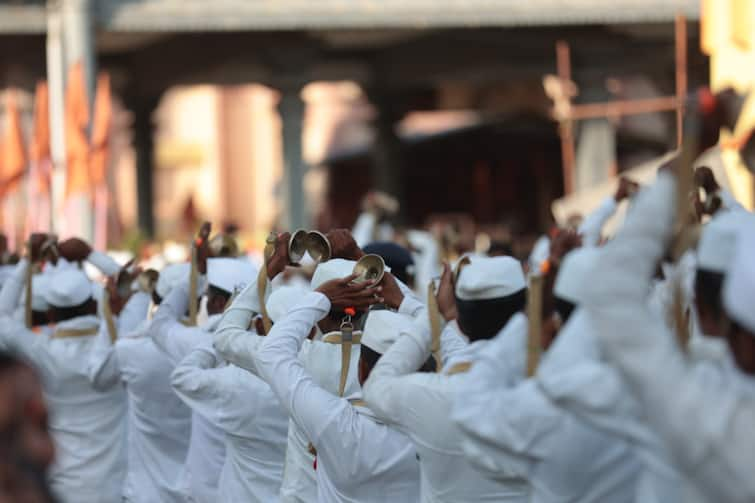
[0, 91, 28, 200]
[64, 61, 90, 198]
[90, 72, 111, 188]
[29, 81, 51, 194]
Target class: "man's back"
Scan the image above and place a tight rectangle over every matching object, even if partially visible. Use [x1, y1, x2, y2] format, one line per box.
[116, 332, 191, 502]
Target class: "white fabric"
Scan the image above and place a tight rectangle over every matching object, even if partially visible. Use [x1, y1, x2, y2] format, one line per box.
[455, 255, 526, 300]
[582, 174, 755, 503]
[363, 310, 530, 502]
[453, 378, 640, 503]
[528, 235, 550, 274]
[31, 273, 50, 311]
[86, 250, 122, 277]
[0, 313, 127, 503]
[310, 258, 357, 290]
[723, 220, 755, 333]
[361, 309, 414, 354]
[578, 196, 618, 247]
[213, 279, 362, 503]
[553, 247, 601, 304]
[156, 263, 191, 299]
[697, 210, 749, 273]
[44, 268, 93, 307]
[267, 286, 311, 323]
[207, 257, 257, 294]
[255, 291, 421, 503]
[406, 229, 442, 296]
[148, 282, 226, 503]
[171, 345, 288, 503]
[87, 292, 191, 503]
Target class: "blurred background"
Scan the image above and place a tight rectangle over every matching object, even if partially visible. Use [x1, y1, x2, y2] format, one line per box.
[0, 0, 753, 261]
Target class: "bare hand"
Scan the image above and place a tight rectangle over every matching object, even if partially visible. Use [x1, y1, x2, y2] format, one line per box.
[28, 233, 49, 263]
[549, 229, 582, 269]
[436, 262, 457, 322]
[694, 166, 719, 194]
[105, 276, 131, 316]
[266, 232, 292, 280]
[326, 229, 364, 261]
[380, 272, 404, 310]
[195, 222, 212, 274]
[614, 177, 639, 202]
[316, 273, 383, 313]
[58, 237, 93, 262]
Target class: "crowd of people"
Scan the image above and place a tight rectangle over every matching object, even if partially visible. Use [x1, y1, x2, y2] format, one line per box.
[0, 158, 752, 503]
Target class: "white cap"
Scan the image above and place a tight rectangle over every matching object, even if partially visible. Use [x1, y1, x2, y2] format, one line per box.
[267, 286, 310, 323]
[697, 210, 748, 273]
[554, 247, 600, 305]
[43, 268, 93, 308]
[30, 274, 50, 311]
[455, 256, 526, 301]
[207, 257, 256, 295]
[723, 222, 755, 333]
[361, 310, 413, 355]
[311, 258, 357, 290]
[155, 263, 190, 299]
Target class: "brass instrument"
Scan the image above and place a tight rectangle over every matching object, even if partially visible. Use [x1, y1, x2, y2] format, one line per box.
[288, 230, 331, 264]
[209, 234, 240, 258]
[352, 254, 385, 284]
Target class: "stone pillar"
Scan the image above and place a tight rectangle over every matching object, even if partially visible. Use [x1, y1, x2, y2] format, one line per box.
[278, 87, 308, 230]
[46, 1, 67, 235]
[61, 0, 95, 107]
[366, 90, 406, 222]
[574, 87, 616, 190]
[129, 95, 160, 239]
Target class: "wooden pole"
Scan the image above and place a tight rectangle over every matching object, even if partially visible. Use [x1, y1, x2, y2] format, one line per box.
[526, 274, 544, 377]
[556, 41, 576, 195]
[675, 14, 688, 149]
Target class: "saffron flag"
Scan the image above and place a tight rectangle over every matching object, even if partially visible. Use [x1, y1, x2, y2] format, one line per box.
[64, 62, 90, 198]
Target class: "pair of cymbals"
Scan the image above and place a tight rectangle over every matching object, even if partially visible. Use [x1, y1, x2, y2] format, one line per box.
[289, 230, 332, 264]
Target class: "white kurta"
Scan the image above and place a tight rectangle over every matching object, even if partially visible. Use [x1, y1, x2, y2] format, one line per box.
[580, 173, 755, 503]
[149, 282, 226, 503]
[452, 311, 640, 502]
[213, 280, 364, 503]
[577, 196, 617, 247]
[87, 292, 192, 503]
[255, 291, 421, 503]
[363, 311, 530, 502]
[171, 344, 288, 502]
[0, 313, 127, 503]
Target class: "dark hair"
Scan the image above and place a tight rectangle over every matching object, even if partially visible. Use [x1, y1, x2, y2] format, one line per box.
[49, 297, 96, 323]
[695, 268, 724, 318]
[207, 285, 232, 304]
[31, 311, 49, 328]
[456, 289, 527, 342]
[487, 241, 514, 257]
[553, 296, 576, 325]
[360, 344, 436, 374]
[151, 290, 163, 306]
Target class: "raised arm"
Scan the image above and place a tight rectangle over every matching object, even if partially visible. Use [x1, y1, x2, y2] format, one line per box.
[0, 259, 27, 317]
[148, 280, 208, 364]
[171, 344, 229, 426]
[212, 280, 266, 375]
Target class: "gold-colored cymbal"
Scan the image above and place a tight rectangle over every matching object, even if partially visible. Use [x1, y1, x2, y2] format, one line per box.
[353, 254, 385, 284]
[209, 234, 240, 258]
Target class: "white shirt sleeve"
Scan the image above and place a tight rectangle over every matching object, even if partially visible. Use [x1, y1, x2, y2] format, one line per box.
[407, 229, 442, 296]
[352, 212, 377, 248]
[117, 291, 151, 334]
[583, 174, 755, 501]
[148, 281, 208, 364]
[578, 196, 618, 247]
[87, 320, 121, 391]
[0, 259, 27, 317]
[0, 315, 52, 380]
[171, 345, 227, 426]
[362, 318, 438, 430]
[254, 291, 348, 445]
[86, 250, 122, 277]
[719, 188, 747, 213]
[212, 281, 266, 375]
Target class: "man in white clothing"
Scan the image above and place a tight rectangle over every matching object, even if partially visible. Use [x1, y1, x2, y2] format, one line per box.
[87, 264, 193, 503]
[255, 272, 422, 503]
[581, 172, 755, 502]
[0, 266, 127, 503]
[452, 247, 641, 502]
[364, 255, 531, 502]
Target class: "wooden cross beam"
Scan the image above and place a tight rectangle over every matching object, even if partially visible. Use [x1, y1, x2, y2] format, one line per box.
[546, 15, 688, 194]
